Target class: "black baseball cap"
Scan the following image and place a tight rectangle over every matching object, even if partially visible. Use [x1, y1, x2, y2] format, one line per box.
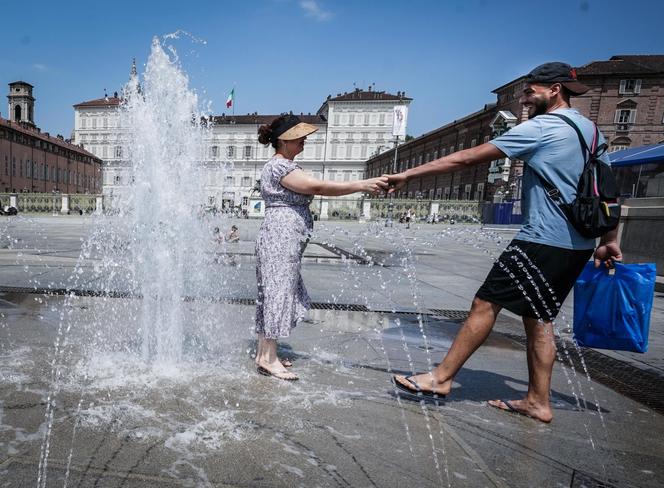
[525, 62, 589, 95]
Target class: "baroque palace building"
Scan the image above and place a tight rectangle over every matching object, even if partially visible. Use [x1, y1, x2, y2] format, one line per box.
[366, 55, 664, 202]
[1, 81, 102, 194]
[72, 72, 411, 214]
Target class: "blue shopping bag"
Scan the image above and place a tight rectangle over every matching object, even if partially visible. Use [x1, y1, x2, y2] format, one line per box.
[573, 262, 656, 353]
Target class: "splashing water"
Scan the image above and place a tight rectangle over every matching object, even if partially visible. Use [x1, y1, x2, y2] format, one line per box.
[121, 38, 215, 362]
[37, 37, 231, 487]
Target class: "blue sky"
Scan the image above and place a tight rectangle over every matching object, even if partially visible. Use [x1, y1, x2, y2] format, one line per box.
[3, 0, 663, 139]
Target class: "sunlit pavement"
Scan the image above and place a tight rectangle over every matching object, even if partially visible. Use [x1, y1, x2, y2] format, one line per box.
[1, 215, 663, 487]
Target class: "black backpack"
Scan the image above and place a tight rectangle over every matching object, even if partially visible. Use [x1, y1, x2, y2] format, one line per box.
[536, 113, 620, 238]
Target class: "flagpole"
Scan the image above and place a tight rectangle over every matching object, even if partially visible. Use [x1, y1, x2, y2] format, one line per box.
[232, 83, 236, 116]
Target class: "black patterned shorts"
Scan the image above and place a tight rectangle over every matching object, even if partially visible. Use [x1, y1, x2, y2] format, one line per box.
[475, 239, 593, 321]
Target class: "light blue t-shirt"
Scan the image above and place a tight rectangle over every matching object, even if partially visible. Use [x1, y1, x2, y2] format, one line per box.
[489, 108, 610, 250]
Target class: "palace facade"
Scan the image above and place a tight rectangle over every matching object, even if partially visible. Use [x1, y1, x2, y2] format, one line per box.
[72, 71, 411, 213]
[1, 81, 102, 194]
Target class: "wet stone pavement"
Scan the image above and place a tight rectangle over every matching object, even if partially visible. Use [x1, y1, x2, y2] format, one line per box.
[0, 215, 663, 487]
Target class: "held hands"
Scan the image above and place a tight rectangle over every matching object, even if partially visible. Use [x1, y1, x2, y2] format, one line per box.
[593, 241, 623, 268]
[360, 176, 390, 195]
[384, 173, 408, 194]
[358, 172, 406, 195]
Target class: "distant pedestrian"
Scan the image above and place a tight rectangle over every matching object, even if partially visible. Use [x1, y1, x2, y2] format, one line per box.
[254, 114, 388, 381]
[388, 62, 621, 423]
[212, 227, 223, 244]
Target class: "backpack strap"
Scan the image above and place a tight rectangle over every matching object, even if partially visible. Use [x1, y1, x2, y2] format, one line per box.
[548, 112, 596, 158]
[534, 112, 599, 203]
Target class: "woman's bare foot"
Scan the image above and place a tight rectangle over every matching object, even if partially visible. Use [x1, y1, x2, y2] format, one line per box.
[257, 360, 298, 381]
[254, 357, 293, 368]
[487, 399, 553, 423]
[393, 372, 452, 396]
[255, 336, 297, 380]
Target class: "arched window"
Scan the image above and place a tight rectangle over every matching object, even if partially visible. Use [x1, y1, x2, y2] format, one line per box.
[14, 105, 22, 121]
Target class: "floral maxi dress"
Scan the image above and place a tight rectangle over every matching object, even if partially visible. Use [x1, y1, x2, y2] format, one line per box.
[255, 156, 313, 339]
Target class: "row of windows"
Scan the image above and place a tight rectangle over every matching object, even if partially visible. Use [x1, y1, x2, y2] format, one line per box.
[210, 145, 253, 159]
[0, 129, 96, 163]
[3, 158, 95, 187]
[208, 143, 387, 161]
[330, 131, 391, 141]
[332, 112, 389, 127]
[83, 145, 123, 158]
[78, 133, 115, 142]
[79, 116, 120, 130]
[109, 169, 360, 188]
[393, 184, 485, 201]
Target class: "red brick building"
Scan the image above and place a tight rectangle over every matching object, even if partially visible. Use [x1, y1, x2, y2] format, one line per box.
[1, 81, 102, 194]
[366, 55, 664, 201]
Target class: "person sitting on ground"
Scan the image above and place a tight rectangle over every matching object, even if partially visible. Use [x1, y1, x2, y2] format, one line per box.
[225, 225, 240, 243]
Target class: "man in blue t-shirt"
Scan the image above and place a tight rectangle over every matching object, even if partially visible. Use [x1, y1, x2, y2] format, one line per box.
[388, 62, 622, 423]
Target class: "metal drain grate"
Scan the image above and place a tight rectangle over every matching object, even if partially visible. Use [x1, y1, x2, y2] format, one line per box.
[217, 297, 255, 306]
[0, 285, 133, 298]
[311, 302, 369, 312]
[428, 309, 470, 321]
[502, 331, 664, 416]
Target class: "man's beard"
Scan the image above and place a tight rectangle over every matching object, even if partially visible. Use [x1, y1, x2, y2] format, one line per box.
[529, 97, 549, 118]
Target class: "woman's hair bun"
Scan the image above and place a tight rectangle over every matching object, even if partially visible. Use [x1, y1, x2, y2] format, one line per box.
[257, 124, 272, 145]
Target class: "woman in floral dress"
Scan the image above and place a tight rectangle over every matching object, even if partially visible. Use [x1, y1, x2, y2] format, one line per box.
[255, 114, 388, 380]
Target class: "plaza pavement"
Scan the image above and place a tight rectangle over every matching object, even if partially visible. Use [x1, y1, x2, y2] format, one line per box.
[0, 215, 662, 487]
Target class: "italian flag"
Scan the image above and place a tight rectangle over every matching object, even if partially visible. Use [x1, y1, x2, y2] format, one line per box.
[226, 88, 234, 109]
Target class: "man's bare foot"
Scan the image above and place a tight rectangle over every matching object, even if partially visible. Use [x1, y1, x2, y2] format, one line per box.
[488, 399, 553, 423]
[256, 360, 298, 381]
[393, 372, 452, 396]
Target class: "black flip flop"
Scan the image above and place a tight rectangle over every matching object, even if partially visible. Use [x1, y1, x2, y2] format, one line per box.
[280, 358, 293, 368]
[257, 365, 298, 381]
[392, 375, 446, 400]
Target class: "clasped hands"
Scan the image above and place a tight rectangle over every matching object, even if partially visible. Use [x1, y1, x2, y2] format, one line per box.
[365, 173, 408, 195]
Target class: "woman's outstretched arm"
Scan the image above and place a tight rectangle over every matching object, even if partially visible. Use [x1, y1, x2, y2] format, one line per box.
[281, 170, 388, 197]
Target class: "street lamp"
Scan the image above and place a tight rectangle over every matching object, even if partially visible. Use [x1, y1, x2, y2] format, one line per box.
[319, 113, 329, 219]
[385, 137, 401, 228]
[386, 200, 394, 227]
[51, 189, 59, 215]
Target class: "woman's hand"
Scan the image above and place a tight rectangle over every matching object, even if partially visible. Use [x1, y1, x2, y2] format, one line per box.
[359, 176, 389, 195]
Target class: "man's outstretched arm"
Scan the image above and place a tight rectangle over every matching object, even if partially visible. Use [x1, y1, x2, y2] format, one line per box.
[385, 143, 506, 192]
